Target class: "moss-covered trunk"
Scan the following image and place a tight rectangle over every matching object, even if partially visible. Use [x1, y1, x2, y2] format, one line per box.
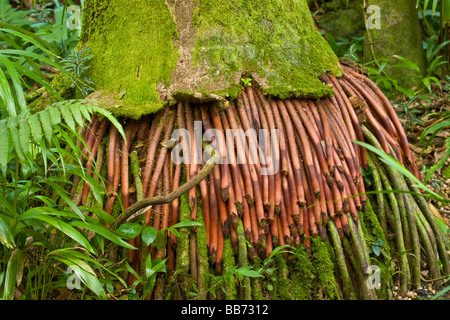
[363, 0, 426, 87]
[80, 0, 342, 119]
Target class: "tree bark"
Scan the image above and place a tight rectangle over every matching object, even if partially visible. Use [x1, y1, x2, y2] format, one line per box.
[363, 0, 426, 87]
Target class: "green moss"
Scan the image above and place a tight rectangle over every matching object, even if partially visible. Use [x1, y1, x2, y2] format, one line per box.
[290, 246, 314, 300]
[100, 98, 166, 120]
[192, 0, 201, 28]
[177, 190, 191, 271]
[80, 0, 179, 114]
[193, 0, 341, 100]
[311, 237, 339, 299]
[51, 72, 76, 100]
[318, 8, 365, 41]
[222, 237, 237, 300]
[250, 257, 264, 300]
[359, 198, 393, 299]
[274, 254, 291, 300]
[359, 198, 392, 254]
[171, 83, 243, 103]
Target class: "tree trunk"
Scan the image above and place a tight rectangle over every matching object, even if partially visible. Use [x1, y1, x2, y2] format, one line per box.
[80, 0, 341, 118]
[363, 0, 426, 87]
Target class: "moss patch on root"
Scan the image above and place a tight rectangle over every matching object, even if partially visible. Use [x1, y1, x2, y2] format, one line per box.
[359, 198, 394, 299]
[311, 237, 340, 299]
[290, 246, 314, 300]
[222, 237, 238, 300]
[175, 172, 196, 298]
[195, 190, 211, 299]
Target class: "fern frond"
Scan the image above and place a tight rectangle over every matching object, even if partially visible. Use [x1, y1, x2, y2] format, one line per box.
[48, 106, 61, 126]
[69, 102, 85, 128]
[18, 119, 30, 157]
[28, 114, 43, 144]
[0, 123, 10, 175]
[0, 99, 123, 177]
[39, 109, 53, 144]
[60, 104, 76, 132]
[0, 0, 29, 25]
[9, 124, 25, 162]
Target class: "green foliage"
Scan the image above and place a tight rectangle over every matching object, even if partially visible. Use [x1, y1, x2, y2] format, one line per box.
[0, 100, 124, 175]
[0, 15, 130, 299]
[431, 276, 450, 299]
[207, 265, 263, 298]
[240, 78, 252, 87]
[29, 1, 83, 59]
[0, 0, 30, 26]
[420, 110, 450, 184]
[354, 141, 448, 203]
[61, 47, 94, 97]
[325, 33, 364, 62]
[0, 100, 130, 299]
[121, 251, 167, 300]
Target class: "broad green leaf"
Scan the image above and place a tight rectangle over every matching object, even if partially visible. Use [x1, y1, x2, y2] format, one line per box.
[125, 262, 142, 283]
[354, 140, 445, 202]
[372, 245, 381, 257]
[0, 49, 63, 73]
[436, 217, 449, 234]
[0, 214, 15, 248]
[44, 179, 84, 220]
[167, 226, 180, 238]
[0, 24, 55, 54]
[425, 146, 450, 183]
[0, 56, 26, 112]
[2, 249, 22, 300]
[237, 267, 263, 278]
[19, 207, 95, 254]
[170, 220, 203, 229]
[431, 282, 450, 300]
[142, 226, 158, 246]
[56, 257, 106, 300]
[0, 196, 16, 217]
[70, 220, 137, 250]
[0, 65, 16, 116]
[117, 223, 142, 239]
[77, 206, 114, 226]
[392, 55, 421, 73]
[147, 258, 167, 279]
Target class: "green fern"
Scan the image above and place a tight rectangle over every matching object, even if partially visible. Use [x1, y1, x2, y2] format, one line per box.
[0, 100, 125, 176]
[0, 0, 30, 25]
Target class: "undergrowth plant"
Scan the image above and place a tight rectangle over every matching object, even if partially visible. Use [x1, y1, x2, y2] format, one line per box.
[0, 17, 133, 300]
